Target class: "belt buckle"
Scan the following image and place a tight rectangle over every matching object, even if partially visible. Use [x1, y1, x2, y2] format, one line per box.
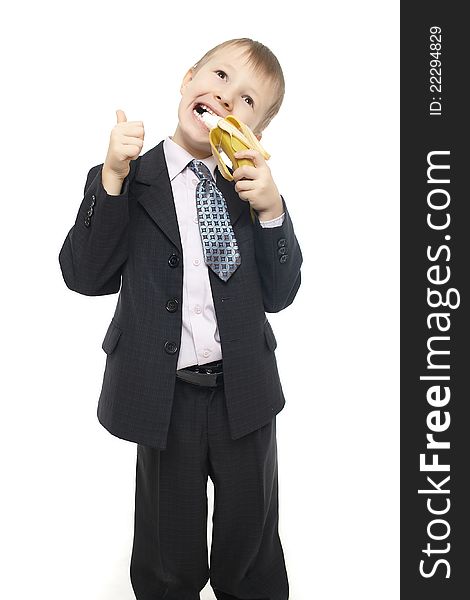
[197, 363, 221, 375]
[176, 366, 223, 387]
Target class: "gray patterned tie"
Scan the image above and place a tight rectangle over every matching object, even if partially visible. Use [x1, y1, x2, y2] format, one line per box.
[188, 159, 241, 282]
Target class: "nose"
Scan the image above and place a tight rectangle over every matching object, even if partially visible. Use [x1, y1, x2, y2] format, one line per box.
[214, 92, 233, 112]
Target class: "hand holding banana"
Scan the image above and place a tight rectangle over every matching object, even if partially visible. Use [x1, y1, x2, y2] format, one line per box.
[200, 112, 283, 222]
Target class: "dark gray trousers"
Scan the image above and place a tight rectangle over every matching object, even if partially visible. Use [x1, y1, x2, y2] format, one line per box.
[129, 375, 289, 600]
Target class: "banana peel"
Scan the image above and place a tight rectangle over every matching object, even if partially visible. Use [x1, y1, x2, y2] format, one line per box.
[208, 115, 270, 180]
[203, 114, 271, 223]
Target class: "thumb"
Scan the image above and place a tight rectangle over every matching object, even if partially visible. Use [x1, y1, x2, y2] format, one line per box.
[116, 109, 127, 124]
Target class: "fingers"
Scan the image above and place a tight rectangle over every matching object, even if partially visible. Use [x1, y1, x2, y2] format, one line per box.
[116, 109, 144, 131]
[116, 109, 127, 123]
[232, 164, 257, 182]
[234, 149, 265, 167]
[122, 135, 144, 148]
[120, 124, 145, 138]
[234, 178, 255, 193]
[105, 109, 145, 176]
[121, 145, 143, 160]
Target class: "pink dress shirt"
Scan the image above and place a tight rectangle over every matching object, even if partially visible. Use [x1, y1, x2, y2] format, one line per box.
[163, 136, 285, 369]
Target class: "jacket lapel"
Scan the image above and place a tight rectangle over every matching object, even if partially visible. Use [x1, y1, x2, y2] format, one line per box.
[134, 141, 246, 252]
[134, 141, 182, 252]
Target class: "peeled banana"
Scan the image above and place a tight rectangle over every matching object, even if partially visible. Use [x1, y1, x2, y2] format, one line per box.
[200, 112, 271, 222]
[200, 112, 270, 179]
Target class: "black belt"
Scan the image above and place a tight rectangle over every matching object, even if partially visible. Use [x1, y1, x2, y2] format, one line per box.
[176, 360, 224, 388]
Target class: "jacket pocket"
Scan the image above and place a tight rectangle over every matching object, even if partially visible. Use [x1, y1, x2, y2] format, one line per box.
[264, 319, 277, 352]
[102, 318, 122, 355]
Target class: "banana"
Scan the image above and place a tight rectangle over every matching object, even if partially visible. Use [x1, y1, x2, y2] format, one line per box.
[201, 112, 271, 222]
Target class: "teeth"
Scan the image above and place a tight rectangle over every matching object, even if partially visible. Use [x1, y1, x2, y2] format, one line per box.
[199, 104, 216, 116]
[193, 106, 221, 130]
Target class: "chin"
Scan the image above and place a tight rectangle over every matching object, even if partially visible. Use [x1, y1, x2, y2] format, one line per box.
[186, 131, 211, 152]
[183, 125, 211, 151]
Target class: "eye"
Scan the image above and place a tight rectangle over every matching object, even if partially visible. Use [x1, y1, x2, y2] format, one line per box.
[244, 96, 254, 107]
[215, 70, 227, 79]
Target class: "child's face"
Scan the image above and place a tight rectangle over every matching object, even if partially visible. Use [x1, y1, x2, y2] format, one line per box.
[172, 45, 273, 159]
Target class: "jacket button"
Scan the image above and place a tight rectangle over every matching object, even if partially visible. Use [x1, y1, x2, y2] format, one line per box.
[84, 217, 91, 227]
[277, 238, 287, 247]
[279, 254, 288, 263]
[87, 208, 94, 217]
[168, 254, 180, 267]
[166, 298, 179, 312]
[164, 341, 178, 354]
[278, 246, 287, 255]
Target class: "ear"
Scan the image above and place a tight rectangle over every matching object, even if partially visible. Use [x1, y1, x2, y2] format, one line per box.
[180, 68, 194, 94]
[255, 132, 262, 141]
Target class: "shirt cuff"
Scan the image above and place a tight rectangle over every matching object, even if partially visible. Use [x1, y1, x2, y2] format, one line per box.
[258, 212, 285, 228]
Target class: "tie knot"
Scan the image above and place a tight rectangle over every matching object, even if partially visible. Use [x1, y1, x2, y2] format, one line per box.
[188, 159, 214, 182]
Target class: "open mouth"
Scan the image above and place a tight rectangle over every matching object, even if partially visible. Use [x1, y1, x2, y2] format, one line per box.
[192, 103, 223, 131]
[193, 103, 220, 117]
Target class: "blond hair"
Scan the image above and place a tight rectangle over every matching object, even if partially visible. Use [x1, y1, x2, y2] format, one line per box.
[191, 38, 285, 135]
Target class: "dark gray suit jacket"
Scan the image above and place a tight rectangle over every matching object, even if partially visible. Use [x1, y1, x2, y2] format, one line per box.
[59, 140, 303, 449]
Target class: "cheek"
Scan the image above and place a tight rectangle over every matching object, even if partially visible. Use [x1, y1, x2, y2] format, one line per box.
[237, 106, 257, 128]
[178, 102, 188, 125]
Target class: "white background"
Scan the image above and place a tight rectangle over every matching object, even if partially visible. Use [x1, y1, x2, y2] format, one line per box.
[1, 1, 399, 598]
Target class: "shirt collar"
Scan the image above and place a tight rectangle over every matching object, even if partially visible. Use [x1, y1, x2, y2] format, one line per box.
[163, 136, 218, 181]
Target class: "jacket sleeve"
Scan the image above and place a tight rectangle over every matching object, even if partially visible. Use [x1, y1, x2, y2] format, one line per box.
[253, 195, 303, 313]
[58, 163, 133, 296]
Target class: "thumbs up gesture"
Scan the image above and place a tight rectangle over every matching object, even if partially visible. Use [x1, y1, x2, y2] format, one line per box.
[103, 109, 145, 180]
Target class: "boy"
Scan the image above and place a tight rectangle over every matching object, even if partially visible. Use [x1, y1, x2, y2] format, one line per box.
[59, 38, 303, 600]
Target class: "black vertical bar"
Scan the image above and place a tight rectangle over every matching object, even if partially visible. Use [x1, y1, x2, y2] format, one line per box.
[401, 3, 469, 598]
